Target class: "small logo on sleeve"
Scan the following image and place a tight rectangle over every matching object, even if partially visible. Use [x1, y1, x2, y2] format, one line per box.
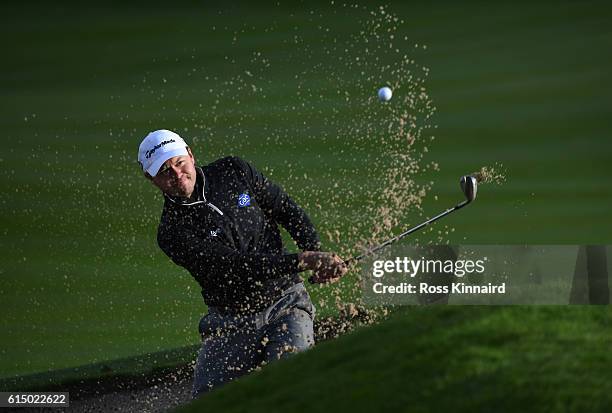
[238, 193, 251, 207]
[210, 228, 221, 237]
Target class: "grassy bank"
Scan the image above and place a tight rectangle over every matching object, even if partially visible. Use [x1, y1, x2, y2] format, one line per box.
[178, 306, 612, 413]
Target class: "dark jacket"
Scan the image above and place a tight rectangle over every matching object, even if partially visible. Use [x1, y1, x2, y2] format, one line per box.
[157, 156, 321, 313]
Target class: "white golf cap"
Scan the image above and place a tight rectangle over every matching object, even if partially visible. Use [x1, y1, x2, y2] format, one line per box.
[138, 129, 189, 177]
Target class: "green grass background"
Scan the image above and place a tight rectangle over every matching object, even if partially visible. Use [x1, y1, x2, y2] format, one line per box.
[1, 1, 611, 379]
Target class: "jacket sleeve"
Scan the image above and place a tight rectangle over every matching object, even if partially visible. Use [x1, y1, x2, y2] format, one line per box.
[231, 157, 322, 251]
[158, 225, 300, 285]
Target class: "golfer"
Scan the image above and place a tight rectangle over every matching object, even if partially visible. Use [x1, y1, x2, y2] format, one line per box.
[138, 129, 348, 397]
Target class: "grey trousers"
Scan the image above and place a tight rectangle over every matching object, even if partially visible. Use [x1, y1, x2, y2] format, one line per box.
[192, 283, 315, 398]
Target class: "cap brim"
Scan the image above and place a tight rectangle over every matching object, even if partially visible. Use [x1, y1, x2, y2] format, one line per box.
[146, 147, 189, 177]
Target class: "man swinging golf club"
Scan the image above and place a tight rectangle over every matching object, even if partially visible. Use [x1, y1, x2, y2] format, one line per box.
[138, 129, 348, 398]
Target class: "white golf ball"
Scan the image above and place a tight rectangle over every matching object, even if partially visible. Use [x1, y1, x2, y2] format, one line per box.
[378, 86, 392, 102]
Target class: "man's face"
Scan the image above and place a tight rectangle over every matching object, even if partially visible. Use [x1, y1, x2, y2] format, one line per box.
[148, 149, 197, 198]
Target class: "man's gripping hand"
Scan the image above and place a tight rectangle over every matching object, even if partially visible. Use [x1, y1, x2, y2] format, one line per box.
[298, 251, 348, 284]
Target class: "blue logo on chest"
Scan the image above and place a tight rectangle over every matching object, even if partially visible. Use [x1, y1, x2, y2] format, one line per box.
[238, 193, 251, 207]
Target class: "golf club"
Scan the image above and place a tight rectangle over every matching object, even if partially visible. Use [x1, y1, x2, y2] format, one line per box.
[309, 175, 477, 283]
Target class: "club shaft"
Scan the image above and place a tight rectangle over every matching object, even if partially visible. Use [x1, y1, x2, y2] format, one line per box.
[346, 200, 469, 265]
[307, 199, 471, 283]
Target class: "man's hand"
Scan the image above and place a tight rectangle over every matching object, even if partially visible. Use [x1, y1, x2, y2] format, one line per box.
[298, 251, 348, 284]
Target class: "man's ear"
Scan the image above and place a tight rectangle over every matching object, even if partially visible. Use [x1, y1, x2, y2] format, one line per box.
[186, 146, 195, 163]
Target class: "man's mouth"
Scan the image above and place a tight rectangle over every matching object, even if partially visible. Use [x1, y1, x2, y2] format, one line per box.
[172, 175, 192, 195]
[175, 175, 190, 186]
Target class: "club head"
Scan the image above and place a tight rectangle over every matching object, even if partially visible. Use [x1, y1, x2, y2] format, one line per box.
[460, 175, 477, 203]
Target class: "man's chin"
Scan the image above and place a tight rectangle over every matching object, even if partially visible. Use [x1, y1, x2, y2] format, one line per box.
[171, 185, 195, 199]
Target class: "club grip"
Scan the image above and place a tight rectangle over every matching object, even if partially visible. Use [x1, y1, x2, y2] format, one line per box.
[307, 257, 355, 284]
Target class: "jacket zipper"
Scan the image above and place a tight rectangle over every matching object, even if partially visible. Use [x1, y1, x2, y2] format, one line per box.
[207, 202, 224, 216]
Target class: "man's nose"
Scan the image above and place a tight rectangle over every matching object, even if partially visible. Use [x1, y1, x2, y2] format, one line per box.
[169, 165, 182, 179]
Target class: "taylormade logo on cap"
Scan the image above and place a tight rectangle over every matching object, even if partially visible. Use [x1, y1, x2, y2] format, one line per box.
[138, 129, 189, 177]
[145, 138, 176, 159]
